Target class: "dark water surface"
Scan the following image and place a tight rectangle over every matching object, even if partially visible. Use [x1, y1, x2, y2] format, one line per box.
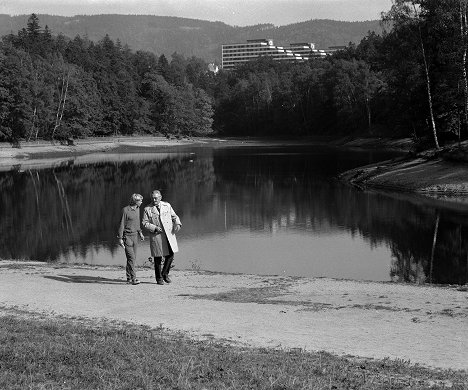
[1, 143, 467, 285]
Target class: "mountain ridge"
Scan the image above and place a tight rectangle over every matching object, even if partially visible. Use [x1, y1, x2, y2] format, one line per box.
[0, 14, 382, 62]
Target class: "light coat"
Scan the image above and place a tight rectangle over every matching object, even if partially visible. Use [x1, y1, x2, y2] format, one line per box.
[142, 201, 181, 256]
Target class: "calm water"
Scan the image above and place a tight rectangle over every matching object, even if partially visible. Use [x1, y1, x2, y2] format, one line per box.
[1, 143, 467, 285]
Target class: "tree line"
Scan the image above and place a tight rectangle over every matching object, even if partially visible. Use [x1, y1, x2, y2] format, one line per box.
[214, 0, 468, 149]
[0, 14, 215, 142]
[1, 1, 467, 149]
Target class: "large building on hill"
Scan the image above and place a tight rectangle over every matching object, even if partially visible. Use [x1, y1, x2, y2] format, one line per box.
[221, 39, 339, 70]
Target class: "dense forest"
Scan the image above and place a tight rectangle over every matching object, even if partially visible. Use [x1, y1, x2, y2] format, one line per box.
[1, 1, 467, 148]
[0, 14, 381, 62]
[0, 14, 215, 141]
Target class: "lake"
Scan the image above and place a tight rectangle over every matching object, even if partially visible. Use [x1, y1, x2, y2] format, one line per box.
[1, 142, 467, 285]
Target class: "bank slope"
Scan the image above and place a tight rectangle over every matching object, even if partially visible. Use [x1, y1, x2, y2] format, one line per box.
[339, 142, 468, 201]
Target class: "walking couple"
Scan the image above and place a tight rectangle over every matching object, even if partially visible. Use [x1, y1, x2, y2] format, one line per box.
[117, 190, 182, 285]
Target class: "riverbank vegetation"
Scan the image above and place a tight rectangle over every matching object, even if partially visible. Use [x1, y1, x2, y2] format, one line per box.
[0, 309, 465, 389]
[214, 0, 468, 146]
[1, 1, 468, 149]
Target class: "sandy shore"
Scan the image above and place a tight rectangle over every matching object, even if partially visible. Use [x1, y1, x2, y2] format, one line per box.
[0, 136, 204, 170]
[0, 136, 318, 171]
[0, 262, 467, 371]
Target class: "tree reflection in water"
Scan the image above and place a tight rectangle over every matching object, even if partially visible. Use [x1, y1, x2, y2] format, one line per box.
[0, 145, 466, 285]
[389, 209, 468, 285]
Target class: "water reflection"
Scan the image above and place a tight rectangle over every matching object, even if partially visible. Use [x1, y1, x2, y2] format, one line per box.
[0, 144, 467, 285]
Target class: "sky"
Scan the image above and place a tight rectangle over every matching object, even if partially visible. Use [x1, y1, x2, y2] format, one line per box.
[0, 0, 393, 26]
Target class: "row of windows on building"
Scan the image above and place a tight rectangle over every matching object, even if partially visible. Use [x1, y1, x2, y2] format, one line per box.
[221, 38, 343, 70]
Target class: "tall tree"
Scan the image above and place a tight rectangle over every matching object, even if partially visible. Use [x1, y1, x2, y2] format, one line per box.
[383, 0, 439, 148]
[460, 0, 468, 136]
[26, 14, 41, 40]
[169, 52, 187, 86]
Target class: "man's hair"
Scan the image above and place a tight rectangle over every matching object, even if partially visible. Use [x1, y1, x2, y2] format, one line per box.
[129, 193, 143, 205]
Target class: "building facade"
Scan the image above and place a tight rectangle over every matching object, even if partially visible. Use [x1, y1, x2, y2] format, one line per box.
[221, 39, 333, 70]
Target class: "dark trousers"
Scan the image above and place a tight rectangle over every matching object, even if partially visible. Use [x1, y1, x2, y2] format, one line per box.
[154, 247, 174, 280]
[154, 254, 173, 272]
[124, 234, 138, 281]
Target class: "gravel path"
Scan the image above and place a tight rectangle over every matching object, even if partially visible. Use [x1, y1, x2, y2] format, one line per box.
[1, 262, 467, 371]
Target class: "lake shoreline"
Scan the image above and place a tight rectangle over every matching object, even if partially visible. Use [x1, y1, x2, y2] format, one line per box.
[0, 135, 413, 158]
[3, 135, 468, 204]
[337, 139, 468, 204]
[0, 260, 467, 373]
[0, 135, 336, 171]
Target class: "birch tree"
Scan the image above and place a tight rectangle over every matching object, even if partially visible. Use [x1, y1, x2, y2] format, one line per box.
[383, 0, 440, 148]
[51, 65, 71, 140]
[460, 0, 468, 136]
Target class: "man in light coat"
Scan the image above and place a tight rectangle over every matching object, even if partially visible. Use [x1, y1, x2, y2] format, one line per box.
[142, 190, 182, 285]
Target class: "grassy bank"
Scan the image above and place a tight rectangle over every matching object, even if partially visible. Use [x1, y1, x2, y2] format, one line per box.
[0, 309, 465, 390]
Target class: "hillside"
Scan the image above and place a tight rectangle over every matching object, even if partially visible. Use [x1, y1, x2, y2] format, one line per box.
[0, 14, 381, 62]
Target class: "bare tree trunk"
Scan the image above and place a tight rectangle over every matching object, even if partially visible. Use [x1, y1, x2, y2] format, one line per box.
[52, 73, 66, 140]
[28, 65, 39, 142]
[460, 0, 468, 140]
[27, 106, 37, 141]
[51, 68, 70, 140]
[365, 96, 372, 135]
[59, 72, 69, 124]
[413, 3, 439, 149]
[34, 116, 40, 140]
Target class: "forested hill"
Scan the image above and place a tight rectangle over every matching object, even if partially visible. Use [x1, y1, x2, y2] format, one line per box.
[0, 14, 381, 62]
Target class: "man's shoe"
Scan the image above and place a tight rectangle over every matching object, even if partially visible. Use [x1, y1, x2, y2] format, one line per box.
[156, 278, 164, 285]
[132, 279, 141, 285]
[126, 279, 132, 284]
[163, 275, 171, 283]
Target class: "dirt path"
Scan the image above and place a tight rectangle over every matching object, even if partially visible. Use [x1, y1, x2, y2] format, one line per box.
[1, 262, 467, 371]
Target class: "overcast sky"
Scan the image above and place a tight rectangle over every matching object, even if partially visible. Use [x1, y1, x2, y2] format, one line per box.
[0, 0, 393, 26]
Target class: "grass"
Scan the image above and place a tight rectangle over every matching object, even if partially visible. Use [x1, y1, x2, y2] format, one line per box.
[0, 310, 466, 389]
